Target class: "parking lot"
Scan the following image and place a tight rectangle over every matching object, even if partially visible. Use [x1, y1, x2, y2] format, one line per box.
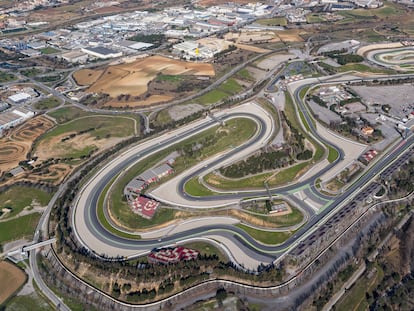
[351, 84, 414, 119]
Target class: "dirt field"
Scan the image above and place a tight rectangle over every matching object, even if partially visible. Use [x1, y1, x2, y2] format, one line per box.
[74, 55, 215, 99]
[256, 53, 295, 71]
[29, 163, 72, 183]
[199, 37, 270, 53]
[0, 116, 55, 174]
[35, 131, 124, 161]
[275, 29, 305, 42]
[0, 261, 26, 304]
[73, 69, 104, 86]
[104, 95, 174, 108]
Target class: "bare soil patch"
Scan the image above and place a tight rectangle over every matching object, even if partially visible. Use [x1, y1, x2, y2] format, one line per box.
[275, 29, 305, 42]
[73, 69, 104, 86]
[79, 55, 215, 99]
[104, 95, 174, 108]
[0, 261, 26, 304]
[35, 132, 123, 161]
[29, 163, 71, 183]
[168, 103, 204, 121]
[94, 6, 124, 14]
[0, 116, 55, 174]
[256, 53, 295, 71]
[235, 43, 271, 53]
[11, 116, 55, 142]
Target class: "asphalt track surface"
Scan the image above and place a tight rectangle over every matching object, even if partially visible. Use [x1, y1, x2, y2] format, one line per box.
[73, 78, 414, 263]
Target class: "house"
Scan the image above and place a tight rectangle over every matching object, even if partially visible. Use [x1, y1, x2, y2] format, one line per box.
[359, 149, 378, 164]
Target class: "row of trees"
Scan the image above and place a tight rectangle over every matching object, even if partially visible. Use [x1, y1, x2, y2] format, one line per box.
[220, 108, 312, 178]
[322, 49, 364, 65]
[220, 149, 292, 178]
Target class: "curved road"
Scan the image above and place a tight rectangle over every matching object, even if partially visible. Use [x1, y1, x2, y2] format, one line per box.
[72, 75, 414, 266]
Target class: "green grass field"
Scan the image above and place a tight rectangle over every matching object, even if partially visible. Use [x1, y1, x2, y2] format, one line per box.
[0, 213, 41, 246]
[267, 162, 309, 186]
[41, 116, 135, 140]
[47, 106, 92, 123]
[255, 17, 287, 26]
[34, 97, 61, 110]
[0, 71, 16, 83]
[337, 63, 396, 74]
[306, 14, 326, 23]
[196, 89, 229, 105]
[327, 145, 339, 163]
[195, 79, 242, 106]
[184, 177, 216, 196]
[0, 187, 52, 219]
[246, 205, 304, 227]
[156, 74, 183, 82]
[338, 1, 404, 20]
[40, 47, 60, 54]
[235, 68, 255, 82]
[204, 171, 272, 190]
[219, 78, 243, 95]
[96, 177, 142, 239]
[5, 292, 52, 311]
[153, 109, 172, 127]
[182, 241, 226, 261]
[236, 224, 291, 245]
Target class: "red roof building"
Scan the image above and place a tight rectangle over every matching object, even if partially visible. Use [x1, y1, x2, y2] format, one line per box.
[360, 149, 378, 164]
[131, 196, 159, 219]
[148, 246, 199, 264]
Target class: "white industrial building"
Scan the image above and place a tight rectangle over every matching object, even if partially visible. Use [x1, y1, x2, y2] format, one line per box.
[117, 40, 154, 51]
[61, 50, 89, 63]
[0, 107, 35, 136]
[8, 92, 31, 104]
[173, 41, 216, 60]
[81, 46, 122, 59]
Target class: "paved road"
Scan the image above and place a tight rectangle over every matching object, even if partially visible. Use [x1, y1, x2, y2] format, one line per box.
[30, 182, 71, 311]
[72, 87, 414, 267]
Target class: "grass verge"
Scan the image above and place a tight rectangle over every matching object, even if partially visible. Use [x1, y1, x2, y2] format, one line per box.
[184, 177, 216, 196]
[0, 186, 53, 219]
[0, 213, 41, 246]
[236, 224, 291, 245]
[34, 97, 61, 110]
